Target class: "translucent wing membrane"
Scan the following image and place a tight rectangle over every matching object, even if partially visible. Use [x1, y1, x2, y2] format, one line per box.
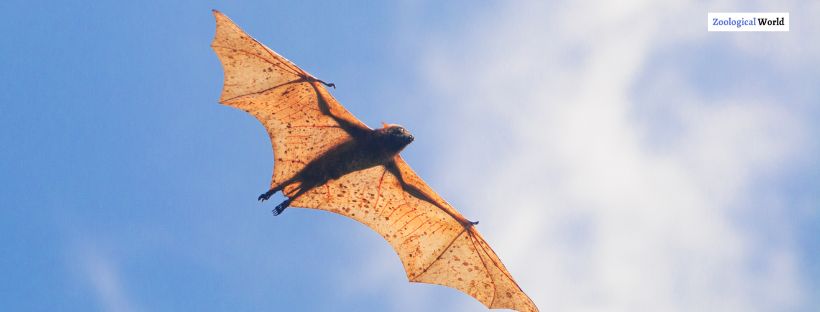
[211, 10, 537, 311]
[212, 10, 369, 187]
[293, 157, 538, 312]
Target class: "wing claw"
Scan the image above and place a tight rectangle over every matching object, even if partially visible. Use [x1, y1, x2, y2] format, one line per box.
[314, 78, 335, 89]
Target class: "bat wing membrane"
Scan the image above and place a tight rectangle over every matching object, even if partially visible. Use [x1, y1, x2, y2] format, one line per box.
[212, 10, 537, 311]
[211, 10, 370, 188]
[293, 157, 538, 312]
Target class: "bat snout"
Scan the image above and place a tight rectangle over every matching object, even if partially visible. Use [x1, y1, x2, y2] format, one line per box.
[385, 125, 414, 145]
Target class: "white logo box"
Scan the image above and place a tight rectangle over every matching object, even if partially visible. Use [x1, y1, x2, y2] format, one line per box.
[708, 12, 789, 32]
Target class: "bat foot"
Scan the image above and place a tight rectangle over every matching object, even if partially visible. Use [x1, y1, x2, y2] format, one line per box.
[272, 199, 292, 216]
[258, 190, 274, 202]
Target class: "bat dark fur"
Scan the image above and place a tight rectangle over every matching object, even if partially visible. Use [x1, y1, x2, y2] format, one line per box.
[259, 125, 414, 216]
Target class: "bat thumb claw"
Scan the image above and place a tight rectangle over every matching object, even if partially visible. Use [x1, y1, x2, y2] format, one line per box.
[313, 78, 336, 89]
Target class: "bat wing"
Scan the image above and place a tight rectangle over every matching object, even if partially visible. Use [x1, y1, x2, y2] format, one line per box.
[212, 10, 536, 312]
[211, 10, 370, 188]
[293, 156, 538, 312]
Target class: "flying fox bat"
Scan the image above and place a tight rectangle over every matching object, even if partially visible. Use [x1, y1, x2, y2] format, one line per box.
[210, 10, 537, 312]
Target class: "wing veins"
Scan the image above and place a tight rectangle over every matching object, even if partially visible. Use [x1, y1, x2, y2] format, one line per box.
[468, 231, 497, 307]
[221, 78, 306, 103]
[405, 219, 430, 238]
[413, 228, 467, 280]
[253, 41, 308, 78]
[398, 214, 423, 233]
[386, 161, 465, 225]
[212, 45, 302, 77]
[474, 232, 525, 291]
[372, 168, 388, 214]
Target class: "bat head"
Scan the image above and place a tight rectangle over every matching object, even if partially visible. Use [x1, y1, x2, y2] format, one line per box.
[377, 124, 415, 151]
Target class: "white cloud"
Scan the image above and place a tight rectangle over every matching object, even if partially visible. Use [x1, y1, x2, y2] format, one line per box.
[71, 244, 141, 312]
[385, 0, 816, 311]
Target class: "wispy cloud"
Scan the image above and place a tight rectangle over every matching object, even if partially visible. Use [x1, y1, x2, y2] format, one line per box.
[384, 0, 817, 311]
[71, 244, 141, 312]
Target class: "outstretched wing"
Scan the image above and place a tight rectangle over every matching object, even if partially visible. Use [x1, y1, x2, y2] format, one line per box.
[292, 156, 538, 312]
[211, 10, 370, 188]
[212, 10, 536, 311]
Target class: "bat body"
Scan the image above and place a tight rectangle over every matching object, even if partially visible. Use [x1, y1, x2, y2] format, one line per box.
[259, 125, 417, 216]
[211, 10, 538, 312]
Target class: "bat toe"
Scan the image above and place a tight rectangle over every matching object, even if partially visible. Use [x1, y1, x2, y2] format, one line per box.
[272, 199, 292, 216]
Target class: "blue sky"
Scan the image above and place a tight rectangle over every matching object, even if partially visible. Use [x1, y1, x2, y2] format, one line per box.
[1, 1, 818, 311]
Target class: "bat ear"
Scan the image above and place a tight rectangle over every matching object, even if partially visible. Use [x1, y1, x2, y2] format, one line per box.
[381, 122, 389, 129]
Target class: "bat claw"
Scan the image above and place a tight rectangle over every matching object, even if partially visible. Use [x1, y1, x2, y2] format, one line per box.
[258, 190, 273, 202]
[468, 220, 479, 226]
[272, 199, 291, 216]
[313, 78, 335, 89]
